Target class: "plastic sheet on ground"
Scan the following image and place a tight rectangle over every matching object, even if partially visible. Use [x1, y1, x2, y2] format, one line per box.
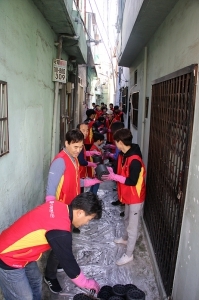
[44, 181, 160, 300]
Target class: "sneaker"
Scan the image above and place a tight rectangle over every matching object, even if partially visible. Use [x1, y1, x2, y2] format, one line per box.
[120, 211, 125, 217]
[111, 200, 120, 206]
[114, 237, 128, 245]
[57, 267, 64, 273]
[73, 227, 80, 234]
[116, 253, 134, 266]
[44, 277, 62, 293]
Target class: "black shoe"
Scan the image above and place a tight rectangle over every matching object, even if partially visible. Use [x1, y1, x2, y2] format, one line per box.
[112, 187, 117, 191]
[120, 211, 125, 217]
[120, 203, 125, 206]
[44, 277, 62, 294]
[73, 227, 80, 234]
[111, 200, 120, 206]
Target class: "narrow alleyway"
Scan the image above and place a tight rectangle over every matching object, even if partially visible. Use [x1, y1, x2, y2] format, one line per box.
[41, 181, 160, 300]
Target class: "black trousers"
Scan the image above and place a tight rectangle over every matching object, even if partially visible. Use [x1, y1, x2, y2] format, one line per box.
[45, 250, 60, 279]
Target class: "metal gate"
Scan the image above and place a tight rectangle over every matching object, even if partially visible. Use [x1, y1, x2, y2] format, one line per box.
[144, 64, 198, 297]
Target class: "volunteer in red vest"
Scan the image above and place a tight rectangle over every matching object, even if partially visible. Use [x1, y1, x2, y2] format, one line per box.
[94, 105, 102, 120]
[105, 109, 117, 144]
[77, 123, 100, 193]
[109, 103, 114, 111]
[0, 193, 102, 299]
[84, 109, 96, 150]
[45, 129, 101, 292]
[102, 128, 146, 266]
[113, 105, 124, 122]
[87, 132, 105, 195]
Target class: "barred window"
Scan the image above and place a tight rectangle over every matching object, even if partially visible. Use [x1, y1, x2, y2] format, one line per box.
[132, 92, 139, 128]
[0, 81, 9, 157]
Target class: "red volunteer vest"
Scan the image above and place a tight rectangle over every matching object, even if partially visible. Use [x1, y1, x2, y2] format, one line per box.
[54, 150, 80, 204]
[0, 201, 71, 268]
[106, 118, 117, 143]
[79, 146, 88, 178]
[95, 110, 102, 120]
[117, 154, 146, 204]
[114, 111, 123, 121]
[84, 120, 95, 145]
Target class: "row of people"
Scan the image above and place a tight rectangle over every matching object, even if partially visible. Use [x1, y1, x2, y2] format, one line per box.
[84, 108, 123, 150]
[0, 125, 146, 299]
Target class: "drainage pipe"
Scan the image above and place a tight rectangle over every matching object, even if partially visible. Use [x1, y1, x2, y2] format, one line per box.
[51, 36, 63, 161]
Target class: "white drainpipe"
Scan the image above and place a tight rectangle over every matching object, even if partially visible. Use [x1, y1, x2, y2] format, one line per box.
[51, 36, 63, 161]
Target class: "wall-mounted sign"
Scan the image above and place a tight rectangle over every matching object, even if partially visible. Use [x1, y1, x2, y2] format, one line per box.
[53, 59, 67, 83]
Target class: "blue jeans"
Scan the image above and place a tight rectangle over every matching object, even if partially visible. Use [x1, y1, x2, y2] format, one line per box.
[90, 183, 100, 195]
[0, 262, 42, 300]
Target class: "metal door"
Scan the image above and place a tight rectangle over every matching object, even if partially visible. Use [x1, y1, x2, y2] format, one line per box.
[144, 64, 198, 296]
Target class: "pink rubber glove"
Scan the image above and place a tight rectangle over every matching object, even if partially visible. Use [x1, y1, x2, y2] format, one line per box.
[101, 172, 126, 184]
[45, 195, 56, 202]
[99, 128, 107, 134]
[103, 144, 116, 150]
[71, 271, 100, 293]
[86, 151, 101, 156]
[108, 144, 116, 150]
[83, 178, 102, 187]
[87, 161, 97, 168]
[103, 152, 114, 159]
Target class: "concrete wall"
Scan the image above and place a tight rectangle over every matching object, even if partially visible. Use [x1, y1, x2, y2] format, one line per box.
[119, 0, 144, 56]
[127, 0, 199, 298]
[0, 0, 58, 230]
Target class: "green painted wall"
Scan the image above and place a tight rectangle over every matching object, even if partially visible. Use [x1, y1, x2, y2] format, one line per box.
[0, 0, 61, 231]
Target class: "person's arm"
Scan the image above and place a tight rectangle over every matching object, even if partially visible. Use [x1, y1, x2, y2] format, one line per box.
[78, 149, 88, 166]
[45, 158, 65, 200]
[101, 159, 141, 186]
[113, 148, 119, 160]
[80, 178, 102, 187]
[45, 230, 80, 278]
[125, 160, 141, 186]
[45, 230, 100, 292]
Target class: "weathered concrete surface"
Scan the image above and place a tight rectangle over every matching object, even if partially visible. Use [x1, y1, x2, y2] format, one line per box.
[41, 181, 160, 300]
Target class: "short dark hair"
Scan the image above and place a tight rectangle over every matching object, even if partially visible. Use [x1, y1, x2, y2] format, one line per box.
[101, 102, 104, 105]
[65, 129, 84, 144]
[76, 123, 88, 130]
[110, 121, 124, 134]
[93, 132, 104, 142]
[109, 103, 113, 106]
[98, 116, 105, 122]
[71, 192, 102, 219]
[101, 106, 107, 112]
[86, 109, 96, 117]
[113, 128, 132, 146]
[114, 105, 119, 110]
[92, 102, 96, 105]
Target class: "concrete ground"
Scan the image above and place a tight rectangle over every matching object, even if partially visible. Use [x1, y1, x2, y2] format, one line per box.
[41, 181, 160, 300]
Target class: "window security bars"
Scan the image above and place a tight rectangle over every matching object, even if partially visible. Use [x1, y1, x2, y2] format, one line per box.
[132, 92, 139, 128]
[0, 81, 9, 157]
[144, 65, 197, 296]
